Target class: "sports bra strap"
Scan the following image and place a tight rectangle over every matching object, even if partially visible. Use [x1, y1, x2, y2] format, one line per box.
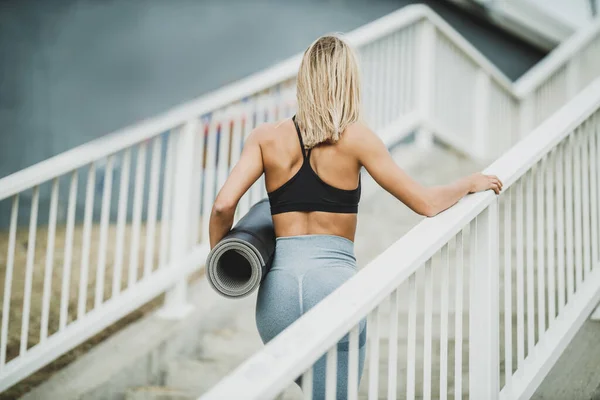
[292, 115, 310, 160]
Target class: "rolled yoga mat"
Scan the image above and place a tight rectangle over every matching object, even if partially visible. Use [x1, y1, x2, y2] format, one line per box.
[206, 199, 276, 298]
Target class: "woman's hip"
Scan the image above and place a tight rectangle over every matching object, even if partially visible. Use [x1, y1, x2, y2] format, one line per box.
[255, 234, 359, 342]
[270, 234, 357, 273]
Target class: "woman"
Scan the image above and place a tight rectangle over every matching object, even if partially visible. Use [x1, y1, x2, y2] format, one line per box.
[209, 35, 502, 399]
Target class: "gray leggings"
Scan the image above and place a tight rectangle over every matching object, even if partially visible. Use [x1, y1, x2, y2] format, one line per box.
[255, 235, 367, 400]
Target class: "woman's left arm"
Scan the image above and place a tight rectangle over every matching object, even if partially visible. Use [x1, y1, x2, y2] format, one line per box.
[209, 128, 264, 249]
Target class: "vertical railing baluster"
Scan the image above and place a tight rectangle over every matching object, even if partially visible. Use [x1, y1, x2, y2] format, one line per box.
[128, 143, 147, 288]
[95, 156, 114, 308]
[416, 21, 435, 149]
[536, 161, 546, 338]
[189, 120, 205, 246]
[378, 38, 387, 127]
[386, 35, 394, 125]
[230, 110, 244, 222]
[526, 171, 535, 354]
[504, 188, 513, 394]
[113, 150, 131, 297]
[596, 115, 600, 263]
[516, 179, 525, 367]
[250, 100, 265, 203]
[41, 179, 59, 340]
[573, 130, 584, 289]
[159, 133, 176, 269]
[0, 195, 19, 368]
[216, 111, 232, 194]
[401, 26, 408, 115]
[359, 44, 370, 125]
[387, 34, 396, 125]
[590, 129, 599, 270]
[21, 187, 39, 354]
[406, 273, 417, 400]
[144, 137, 162, 277]
[556, 145, 566, 313]
[202, 116, 219, 242]
[404, 28, 412, 115]
[581, 124, 592, 278]
[78, 164, 96, 319]
[423, 258, 433, 400]
[325, 346, 337, 400]
[60, 171, 78, 330]
[348, 324, 360, 400]
[388, 288, 400, 400]
[238, 104, 254, 217]
[565, 135, 575, 302]
[469, 201, 500, 399]
[369, 40, 376, 127]
[546, 151, 556, 325]
[392, 31, 401, 118]
[368, 306, 380, 400]
[440, 245, 449, 400]
[229, 108, 243, 172]
[374, 40, 383, 130]
[407, 26, 415, 114]
[455, 231, 464, 400]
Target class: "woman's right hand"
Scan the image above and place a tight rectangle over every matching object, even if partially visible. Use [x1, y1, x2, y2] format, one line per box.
[468, 173, 503, 195]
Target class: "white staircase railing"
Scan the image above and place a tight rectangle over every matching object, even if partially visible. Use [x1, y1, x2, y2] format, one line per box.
[200, 77, 600, 400]
[515, 15, 600, 136]
[1, 4, 599, 393]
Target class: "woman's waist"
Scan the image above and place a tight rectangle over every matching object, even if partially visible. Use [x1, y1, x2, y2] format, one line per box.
[272, 213, 357, 240]
[271, 234, 357, 270]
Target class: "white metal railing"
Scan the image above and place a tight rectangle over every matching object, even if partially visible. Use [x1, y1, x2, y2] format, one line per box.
[516, 14, 600, 136]
[1, 4, 599, 393]
[199, 77, 600, 400]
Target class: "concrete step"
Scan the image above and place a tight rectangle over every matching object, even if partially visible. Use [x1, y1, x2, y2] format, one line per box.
[165, 358, 235, 396]
[163, 298, 264, 396]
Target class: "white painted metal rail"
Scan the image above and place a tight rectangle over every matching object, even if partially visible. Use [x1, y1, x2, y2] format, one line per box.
[199, 77, 600, 400]
[1, 4, 599, 393]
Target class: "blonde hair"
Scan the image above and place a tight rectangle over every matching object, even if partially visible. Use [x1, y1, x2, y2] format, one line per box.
[295, 34, 361, 149]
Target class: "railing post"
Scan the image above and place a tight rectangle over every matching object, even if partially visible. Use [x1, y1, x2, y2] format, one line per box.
[469, 200, 500, 399]
[158, 120, 197, 319]
[416, 20, 436, 150]
[473, 70, 492, 160]
[519, 95, 535, 140]
[566, 57, 580, 99]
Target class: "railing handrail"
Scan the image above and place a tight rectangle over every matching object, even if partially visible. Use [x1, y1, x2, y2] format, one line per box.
[514, 16, 600, 97]
[199, 76, 600, 400]
[6, 2, 592, 200]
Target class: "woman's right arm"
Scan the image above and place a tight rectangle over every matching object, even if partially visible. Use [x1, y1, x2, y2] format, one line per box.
[350, 124, 502, 217]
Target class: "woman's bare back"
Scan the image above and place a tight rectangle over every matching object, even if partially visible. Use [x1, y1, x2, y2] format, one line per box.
[260, 119, 362, 241]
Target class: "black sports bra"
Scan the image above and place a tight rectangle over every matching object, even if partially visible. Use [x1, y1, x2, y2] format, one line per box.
[267, 115, 361, 215]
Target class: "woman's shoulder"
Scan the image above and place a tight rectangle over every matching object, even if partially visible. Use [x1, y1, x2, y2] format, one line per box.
[251, 119, 294, 144]
[340, 121, 375, 148]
